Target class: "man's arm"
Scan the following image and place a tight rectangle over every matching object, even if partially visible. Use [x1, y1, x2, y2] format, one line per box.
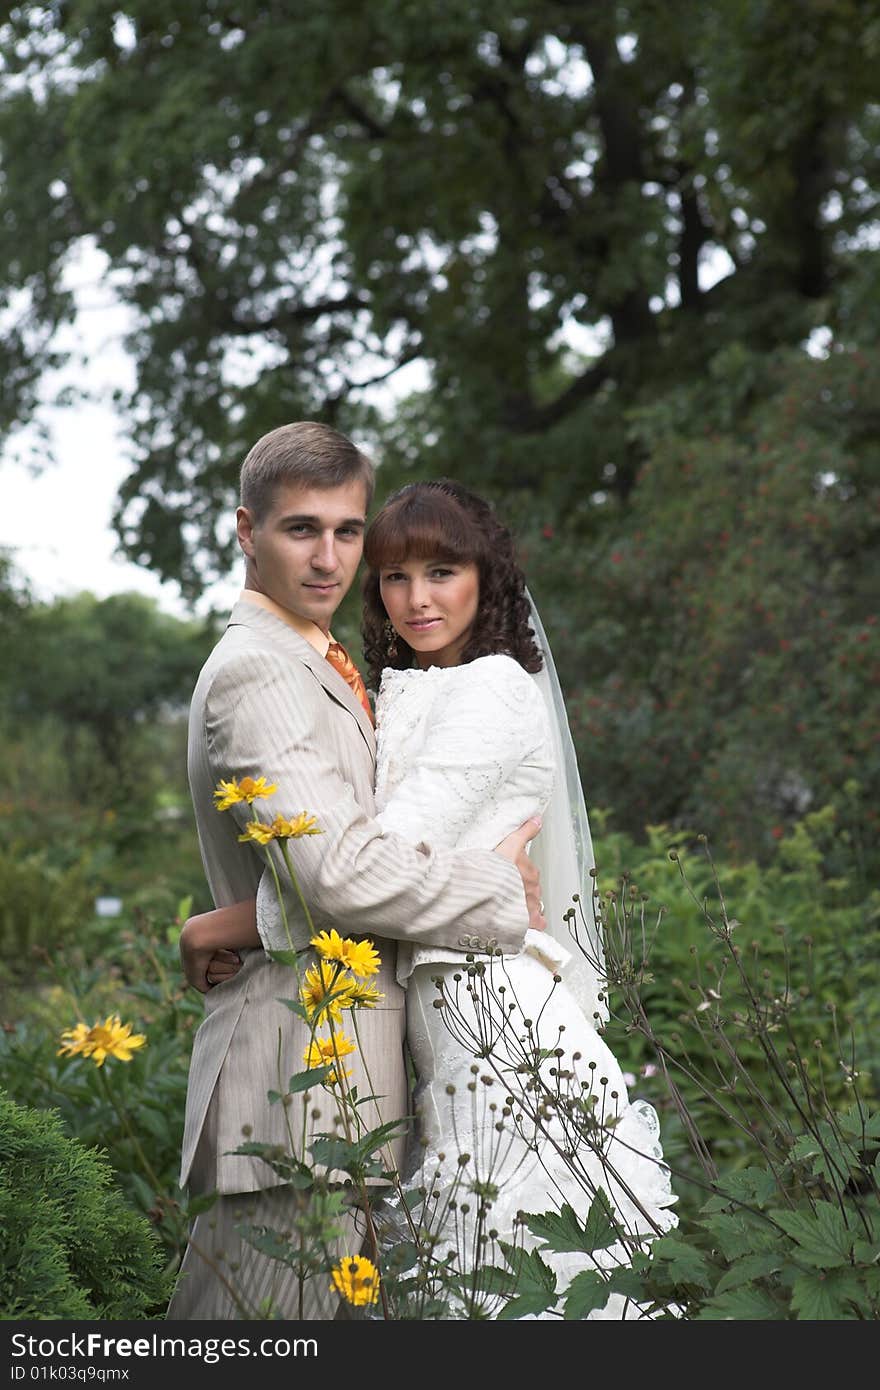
[204, 650, 538, 958]
[181, 814, 544, 993]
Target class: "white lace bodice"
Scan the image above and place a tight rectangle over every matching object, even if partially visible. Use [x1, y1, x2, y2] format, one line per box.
[373, 654, 556, 982]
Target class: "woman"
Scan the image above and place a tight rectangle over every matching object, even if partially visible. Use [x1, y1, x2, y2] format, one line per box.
[187, 480, 677, 1318]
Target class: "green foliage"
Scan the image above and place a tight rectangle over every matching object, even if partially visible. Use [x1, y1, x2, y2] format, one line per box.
[2, 3, 878, 588]
[2, 809, 876, 1319]
[0, 902, 202, 1263]
[2, 11, 879, 860]
[593, 811, 879, 1161]
[0, 844, 95, 962]
[4, 589, 217, 809]
[0, 1088, 171, 1319]
[639, 1125, 880, 1320]
[515, 339, 880, 869]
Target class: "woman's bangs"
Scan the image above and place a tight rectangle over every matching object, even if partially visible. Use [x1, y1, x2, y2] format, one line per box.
[365, 493, 479, 569]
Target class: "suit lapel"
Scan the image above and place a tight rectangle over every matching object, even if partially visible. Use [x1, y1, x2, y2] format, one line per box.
[227, 600, 376, 756]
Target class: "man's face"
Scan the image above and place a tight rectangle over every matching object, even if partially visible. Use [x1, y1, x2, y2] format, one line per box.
[236, 479, 367, 631]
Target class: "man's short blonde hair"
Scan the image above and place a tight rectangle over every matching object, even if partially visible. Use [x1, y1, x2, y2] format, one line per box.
[240, 421, 375, 520]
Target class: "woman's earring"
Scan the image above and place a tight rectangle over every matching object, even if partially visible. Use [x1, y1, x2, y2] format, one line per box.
[383, 618, 399, 661]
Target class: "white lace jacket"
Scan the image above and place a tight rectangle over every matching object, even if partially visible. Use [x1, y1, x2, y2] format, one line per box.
[373, 653, 560, 984]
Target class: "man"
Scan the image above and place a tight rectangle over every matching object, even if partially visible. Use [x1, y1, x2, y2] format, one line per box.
[167, 421, 543, 1320]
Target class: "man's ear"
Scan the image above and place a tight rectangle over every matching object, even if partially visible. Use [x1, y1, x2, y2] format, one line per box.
[236, 506, 256, 558]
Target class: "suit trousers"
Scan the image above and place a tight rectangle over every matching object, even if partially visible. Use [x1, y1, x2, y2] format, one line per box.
[166, 1086, 372, 1321]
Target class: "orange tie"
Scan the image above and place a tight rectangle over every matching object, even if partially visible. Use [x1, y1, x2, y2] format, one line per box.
[325, 640, 374, 725]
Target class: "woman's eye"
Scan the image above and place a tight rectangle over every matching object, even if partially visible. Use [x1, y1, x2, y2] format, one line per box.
[431, 567, 454, 578]
[382, 571, 405, 582]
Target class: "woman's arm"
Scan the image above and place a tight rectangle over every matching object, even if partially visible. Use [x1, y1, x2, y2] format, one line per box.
[179, 898, 258, 993]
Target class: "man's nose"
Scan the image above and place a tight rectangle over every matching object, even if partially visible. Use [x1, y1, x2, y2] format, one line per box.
[311, 532, 339, 571]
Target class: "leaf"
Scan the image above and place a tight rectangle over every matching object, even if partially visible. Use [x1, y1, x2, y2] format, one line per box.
[853, 1239, 880, 1264]
[184, 1191, 219, 1218]
[715, 1252, 785, 1293]
[580, 1189, 620, 1252]
[791, 1268, 869, 1320]
[497, 1289, 558, 1320]
[229, 1142, 314, 1187]
[232, 1224, 311, 1270]
[702, 1211, 779, 1260]
[278, 996, 311, 1023]
[702, 1167, 779, 1210]
[605, 1265, 654, 1302]
[472, 1264, 517, 1297]
[650, 1235, 714, 1290]
[137, 1104, 170, 1140]
[790, 1128, 862, 1184]
[287, 1065, 331, 1094]
[308, 1136, 363, 1172]
[268, 949, 305, 970]
[497, 1240, 558, 1292]
[127, 1172, 156, 1213]
[771, 1202, 855, 1269]
[524, 1200, 618, 1255]
[490, 1240, 558, 1319]
[839, 1104, 880, 1143]
[563, 1270, 616, 1319]
[697, 1284, 783, 1319]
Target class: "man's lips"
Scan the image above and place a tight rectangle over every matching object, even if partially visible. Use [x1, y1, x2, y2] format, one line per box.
[303, 581, 339, 592]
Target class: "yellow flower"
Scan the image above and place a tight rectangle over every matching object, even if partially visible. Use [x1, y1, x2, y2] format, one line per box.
[300, 959, 356, 1023]
[303, 1032, 356, 1084]
[270, 812, 323, 839]
[238, 819, 277, 845]
[330, 1255, 380, 1306]
[214, 776, 277, 810]
[58, 1015, 147, 1067]
[349, 981, 384, 1009]
[310, 929, 381, 979]
[56, 1021, 91, 1059]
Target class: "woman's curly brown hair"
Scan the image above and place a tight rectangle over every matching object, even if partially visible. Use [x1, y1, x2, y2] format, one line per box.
[362, 479, 542, 688]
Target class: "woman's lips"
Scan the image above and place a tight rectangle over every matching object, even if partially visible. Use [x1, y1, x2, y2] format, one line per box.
[407, 618, 441, 631]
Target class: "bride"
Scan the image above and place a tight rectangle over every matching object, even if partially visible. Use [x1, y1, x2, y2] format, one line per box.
[361, 481, 677, 1318]
[188, 479, 677, 1318]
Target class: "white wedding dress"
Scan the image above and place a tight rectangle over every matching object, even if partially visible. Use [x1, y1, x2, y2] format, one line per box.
[374, 654, 678, 1320]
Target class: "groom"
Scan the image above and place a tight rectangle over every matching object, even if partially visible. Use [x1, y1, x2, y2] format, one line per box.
[167, 421, 544, 1320]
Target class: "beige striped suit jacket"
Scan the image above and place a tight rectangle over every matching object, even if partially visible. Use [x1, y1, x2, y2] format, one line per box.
[181, 599, 529, 1196]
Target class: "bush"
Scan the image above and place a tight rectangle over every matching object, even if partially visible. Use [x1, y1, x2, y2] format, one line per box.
[0, 904, 201, 1267]
[0, 1089, 171, 1318]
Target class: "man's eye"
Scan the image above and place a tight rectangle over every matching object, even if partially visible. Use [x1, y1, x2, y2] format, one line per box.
[288, 524, 312, 534]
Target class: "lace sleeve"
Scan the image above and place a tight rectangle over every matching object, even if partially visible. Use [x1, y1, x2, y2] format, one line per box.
[376, 657, 549, 849]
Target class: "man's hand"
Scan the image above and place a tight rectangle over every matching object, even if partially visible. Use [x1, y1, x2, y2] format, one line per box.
[495, 816, 545, 932]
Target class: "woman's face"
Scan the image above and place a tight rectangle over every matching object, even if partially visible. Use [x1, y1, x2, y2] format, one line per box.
[379, 557, 480, 668]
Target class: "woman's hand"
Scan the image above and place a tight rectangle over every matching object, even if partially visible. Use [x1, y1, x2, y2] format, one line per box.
[179, 899, 258, 992]
[495, 816, 546, 933]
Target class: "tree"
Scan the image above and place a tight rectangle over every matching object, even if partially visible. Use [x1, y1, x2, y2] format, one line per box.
[1, 1, 877, 588]
[4, 586, 217, 812]
[1, 2, 877, 856]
